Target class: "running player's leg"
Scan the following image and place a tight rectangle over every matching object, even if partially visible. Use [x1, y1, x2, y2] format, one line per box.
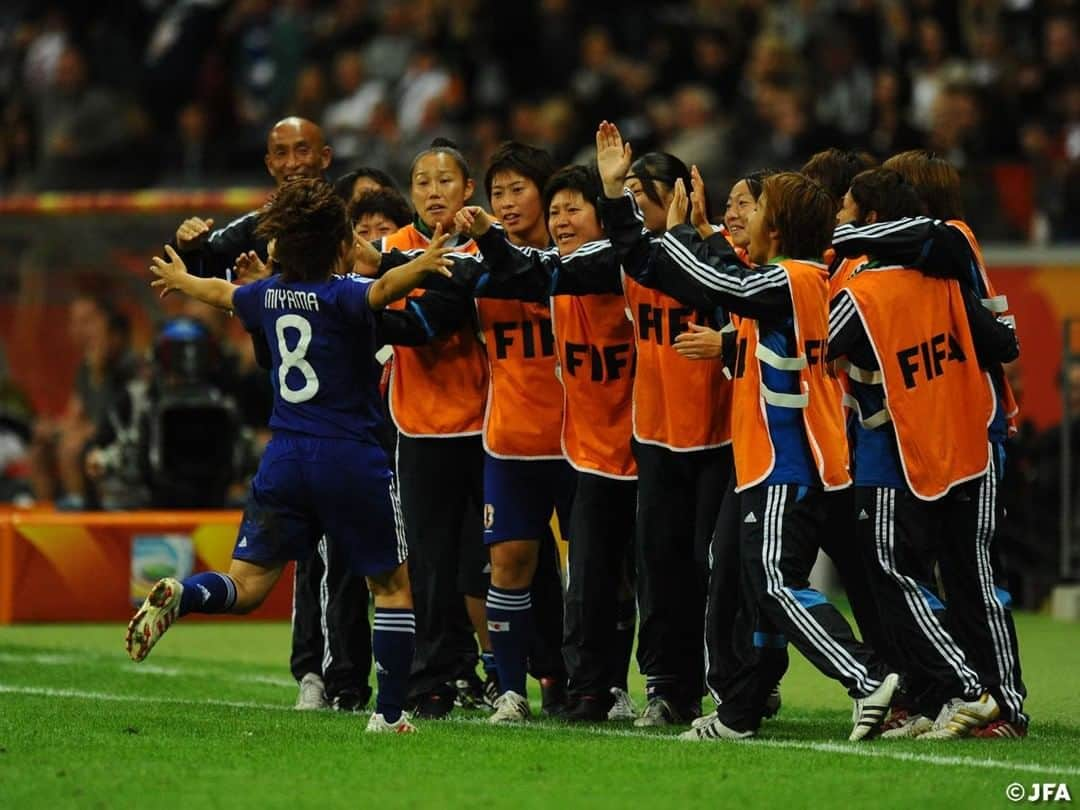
[125, 436, 311, 661]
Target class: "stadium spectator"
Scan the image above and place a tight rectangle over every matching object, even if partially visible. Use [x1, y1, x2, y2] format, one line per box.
[34, 45, 148, 190]
[29, 295, 138, 509]
[288, 63, 331, 125]
[659, 85, 730, 193]
[159, 102, 220, 188]
[322, 50, 385, 164]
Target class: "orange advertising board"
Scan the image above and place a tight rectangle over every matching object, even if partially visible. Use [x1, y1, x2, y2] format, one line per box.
[0, 511, 293, 623]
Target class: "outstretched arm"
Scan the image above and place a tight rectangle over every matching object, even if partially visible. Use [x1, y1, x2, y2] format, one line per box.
[150, 245, 237, 310]
[832, 217, 980, 286]
[366, 225, 455, 311]
[653, 223, 792, 321]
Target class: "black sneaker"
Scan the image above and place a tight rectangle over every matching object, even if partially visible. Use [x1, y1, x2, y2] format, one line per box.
[453, 673, 487, 710]
[414, 690, 455, 719]
[762, 685, 782, 719]
[540, 677, 568, 717]
[562, 692, 614, 723]
[330, 689, 370, 713]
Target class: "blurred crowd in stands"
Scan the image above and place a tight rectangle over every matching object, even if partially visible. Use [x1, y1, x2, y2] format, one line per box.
[0, 0, 1078, 241]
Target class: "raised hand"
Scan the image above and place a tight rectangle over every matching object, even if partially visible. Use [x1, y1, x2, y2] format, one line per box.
[667, 178, 690, 231]
[234, 250, 270, 284]
[690, 165, 712, 239]
[673, 322, 725, 360]
[414, 224, 454, 278]
[454, 205, 492, 238]
[174, 216, 214, 250]
[149, 245, 191, 298]
[596, 120, 633, 198]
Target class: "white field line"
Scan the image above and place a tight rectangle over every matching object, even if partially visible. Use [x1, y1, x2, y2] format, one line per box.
[2, 682, 1079, 778]
[0, 683, 293, 713]
[0, 651, 296, 687]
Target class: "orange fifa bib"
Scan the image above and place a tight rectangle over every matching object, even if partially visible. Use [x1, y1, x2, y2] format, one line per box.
[552, 293, 637, 478]
[623, 275, 731, 450]
[475, 298, 563, 459]
[382, 225, 488, 437]
[729, 261, 850, 492]
[829, 255, 865, 297]
[947, 220, 1019, 429]
[842, 266, 994, 499]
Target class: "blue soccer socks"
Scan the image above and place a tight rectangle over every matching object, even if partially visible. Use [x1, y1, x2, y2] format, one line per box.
[373, 608, 416, 723]
[178, 572, 237, 616]
[486, 586, 532, 697]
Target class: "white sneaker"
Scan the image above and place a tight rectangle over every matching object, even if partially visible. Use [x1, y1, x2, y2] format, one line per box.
[679, 715, 754, 741]
[488, 691, 531, 724]
[919, 693, 999, 740]
[849, 673, 899, 741]
[691, 710, 718, 730]
[125, 577, 183, 662]
[607, 688, 637, 721]
[295, 672, 328, 711]
[366, 712, 417, 733]
[880, 713, 934, 739]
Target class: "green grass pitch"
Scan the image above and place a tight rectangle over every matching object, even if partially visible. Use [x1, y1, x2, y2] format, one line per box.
[1, 612, 1078, 809]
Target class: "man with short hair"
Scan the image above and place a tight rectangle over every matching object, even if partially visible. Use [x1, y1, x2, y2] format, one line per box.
[169, 117, 374, 713]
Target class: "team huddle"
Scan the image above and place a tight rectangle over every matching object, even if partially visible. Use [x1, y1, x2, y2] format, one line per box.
[123, 114, 1027, 742]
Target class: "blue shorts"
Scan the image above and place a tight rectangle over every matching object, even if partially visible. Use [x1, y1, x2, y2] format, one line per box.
[234, 433, 406, 576]
[482, 454, 576, 545]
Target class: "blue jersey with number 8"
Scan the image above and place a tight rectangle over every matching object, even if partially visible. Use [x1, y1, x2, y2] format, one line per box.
[232, 274, 384, 441]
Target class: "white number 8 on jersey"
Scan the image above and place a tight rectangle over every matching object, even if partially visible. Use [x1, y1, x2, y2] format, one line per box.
[275, 314, 320, 403]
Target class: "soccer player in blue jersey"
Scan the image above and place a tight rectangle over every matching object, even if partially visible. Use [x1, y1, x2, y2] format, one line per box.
[125, 178, 455, 734]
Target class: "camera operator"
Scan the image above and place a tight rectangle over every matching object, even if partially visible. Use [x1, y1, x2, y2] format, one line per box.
[85, 316, 255, 510]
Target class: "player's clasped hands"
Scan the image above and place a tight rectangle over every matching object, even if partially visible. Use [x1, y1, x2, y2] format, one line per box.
[667, 178, 690, 231]
[674, 322, 725, 360]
